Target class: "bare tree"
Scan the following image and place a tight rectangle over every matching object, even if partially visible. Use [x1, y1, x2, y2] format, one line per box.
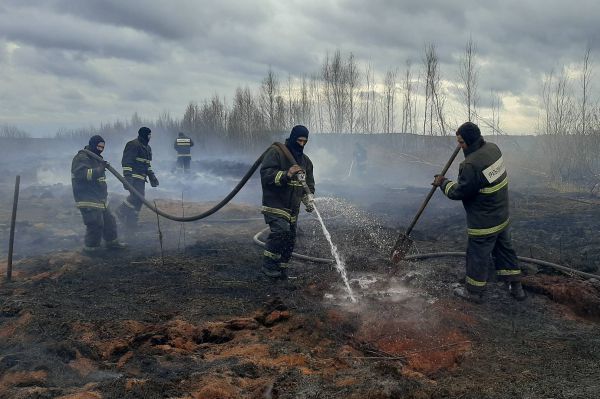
[459, 37, 479, 122]
[322, 50, 350, 133]
[228, 87, 264, 147]
[580, 46, 593, 135]
[383, 68, 398, 133]
[259, 67, 281, 132]
[359, 63, 378, 133]
[401, 61, 416, 133]
[200, 94, 228, 142]
[422, 43, 446, 135]
[347, 53, 359, 133]
[490, 91, 501, 137]
[181, 102, 200, 135]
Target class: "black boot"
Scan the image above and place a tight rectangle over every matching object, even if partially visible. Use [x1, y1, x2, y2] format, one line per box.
[509, 281, 526, 301]
[453, 285, 485, 304]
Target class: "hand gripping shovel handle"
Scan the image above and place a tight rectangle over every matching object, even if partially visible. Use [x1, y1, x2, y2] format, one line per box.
[391, 145, 461, 263]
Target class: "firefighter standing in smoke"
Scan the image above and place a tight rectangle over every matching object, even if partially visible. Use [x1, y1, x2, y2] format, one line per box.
[432, 122, 526, 303]
[116, 127, 159, 228]
[71, 135, 126, 253]
[174, 132, 194, 172]
[260, 125, 315, 279]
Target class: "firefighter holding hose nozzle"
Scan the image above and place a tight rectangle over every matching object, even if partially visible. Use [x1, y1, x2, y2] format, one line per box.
[260, 125, 315, 280]
[432, 122, 526, 304]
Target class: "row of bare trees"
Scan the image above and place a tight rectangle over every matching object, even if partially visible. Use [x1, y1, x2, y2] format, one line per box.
[538, 47, 600, 188]
[52, 40, 513, 152]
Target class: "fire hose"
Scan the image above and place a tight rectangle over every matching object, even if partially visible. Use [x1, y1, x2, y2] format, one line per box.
[253, 228, 600, 280]
[84, 148, 270, 222]
[82, 149, 600, 280]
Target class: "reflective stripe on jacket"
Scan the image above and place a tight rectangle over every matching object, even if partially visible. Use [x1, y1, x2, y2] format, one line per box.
[440, 139, 510, 237]
[174, 136, 194, 155]
[260, 144, 315, 221]
[71, 147, 107, 209]
[122, 138, 155, 182]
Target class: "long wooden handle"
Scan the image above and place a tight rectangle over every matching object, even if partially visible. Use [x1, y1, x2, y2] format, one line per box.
[404, 145, 461, 236]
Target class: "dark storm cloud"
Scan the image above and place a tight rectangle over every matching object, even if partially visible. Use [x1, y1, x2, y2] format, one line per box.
[13, 47, 111, 86]
[0, 0, 598, 135]
[0, 6, 165, 62]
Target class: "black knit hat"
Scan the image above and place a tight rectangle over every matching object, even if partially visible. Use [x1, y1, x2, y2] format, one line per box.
[88, 135, 105, 155]
[289, 125, 309, 141]
[456, 122, 481, 146]
[138, 126, 151, 138]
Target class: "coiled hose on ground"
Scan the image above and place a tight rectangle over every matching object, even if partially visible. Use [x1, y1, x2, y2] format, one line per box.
[83, 149, 600, 280]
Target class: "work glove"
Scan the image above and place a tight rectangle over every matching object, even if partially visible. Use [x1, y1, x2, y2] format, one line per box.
[302, 194, 315, 213]
[287, 165, 303, 178]
[432, 174, 447, 187]
[149, 174, 159, 187]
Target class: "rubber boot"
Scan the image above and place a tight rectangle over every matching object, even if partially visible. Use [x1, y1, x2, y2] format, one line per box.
[453, 285, 485, 304]
[509, 281, 526, 301]
[82, 245, 103, 257]
[105, 239, 127, 250]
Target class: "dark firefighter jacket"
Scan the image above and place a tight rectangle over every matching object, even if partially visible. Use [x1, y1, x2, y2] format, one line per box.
[260, 144, 315, 223]
[440, 138, 509, 237]
[122, 138, 156, 183]
[71, 147, 108, 209]
[174, 135, 194, 156]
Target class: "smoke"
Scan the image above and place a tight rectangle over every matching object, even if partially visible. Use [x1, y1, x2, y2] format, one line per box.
[36, 164, 71, 186]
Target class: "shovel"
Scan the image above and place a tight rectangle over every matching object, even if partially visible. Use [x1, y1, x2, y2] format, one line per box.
[390, 145, 462, 263]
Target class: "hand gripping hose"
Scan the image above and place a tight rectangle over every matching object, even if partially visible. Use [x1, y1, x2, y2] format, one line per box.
[83, 147, 270, 222]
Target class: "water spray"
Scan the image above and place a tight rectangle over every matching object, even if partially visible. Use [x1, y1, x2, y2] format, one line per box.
[297, 172, 357, 302]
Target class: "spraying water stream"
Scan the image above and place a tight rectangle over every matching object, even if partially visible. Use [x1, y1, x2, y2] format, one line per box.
[313, 204, 357, 303]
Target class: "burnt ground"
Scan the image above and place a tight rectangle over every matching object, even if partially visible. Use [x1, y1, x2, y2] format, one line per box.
[1, 165, 600, 398]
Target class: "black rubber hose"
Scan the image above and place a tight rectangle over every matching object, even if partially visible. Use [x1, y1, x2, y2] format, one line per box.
[84, 148, 269, 222]
[404, 251, 600, 280]
[253, 228, 600, 279]
[253, 226, 335, 264]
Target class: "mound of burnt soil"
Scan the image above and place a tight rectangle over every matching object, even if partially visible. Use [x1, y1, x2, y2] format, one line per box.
[522, 275, 600, 320]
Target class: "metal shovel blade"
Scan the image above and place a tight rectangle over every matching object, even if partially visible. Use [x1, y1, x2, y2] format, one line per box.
[390, 234, 414, 263]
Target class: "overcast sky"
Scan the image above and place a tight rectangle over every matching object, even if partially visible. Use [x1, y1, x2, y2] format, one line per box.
[1, 0, 599, 136]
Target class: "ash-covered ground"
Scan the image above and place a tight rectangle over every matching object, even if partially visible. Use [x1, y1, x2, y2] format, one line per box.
[1, 136, 600, 398]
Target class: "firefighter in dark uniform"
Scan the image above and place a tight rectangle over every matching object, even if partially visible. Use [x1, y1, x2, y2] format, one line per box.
[115, 127, 159, 228]
[352, 142, 367, 177]
[71, 135, 125, 254]
[174, 132, 194, 172]
[260, 125, 315, 279]
[432, 122, 525, 303]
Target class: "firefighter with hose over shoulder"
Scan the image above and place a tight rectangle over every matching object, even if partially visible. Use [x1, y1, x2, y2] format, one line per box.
[432, 122, 526, 303]
[260, 125, 315, 280]
[71, 135, 126, 254]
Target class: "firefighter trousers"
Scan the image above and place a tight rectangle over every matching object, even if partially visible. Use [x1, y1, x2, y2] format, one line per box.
[263, 214, 297, 271]
[176, 156, 191, 171]
[117, 178, 146, 226]
[465, 227, 521, 292]
[80, 207, 118, 248]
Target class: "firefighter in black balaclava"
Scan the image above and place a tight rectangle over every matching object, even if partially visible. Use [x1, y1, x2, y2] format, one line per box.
[71, 135, 126, 254]
[115, 127, 159, 229]
[260, 125, 315, 280]
[174, 132, 194, 172]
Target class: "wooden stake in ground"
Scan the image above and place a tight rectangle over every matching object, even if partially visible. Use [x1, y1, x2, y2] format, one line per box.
[7, 175, 20, 282]
[154, 200, 165, 267]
